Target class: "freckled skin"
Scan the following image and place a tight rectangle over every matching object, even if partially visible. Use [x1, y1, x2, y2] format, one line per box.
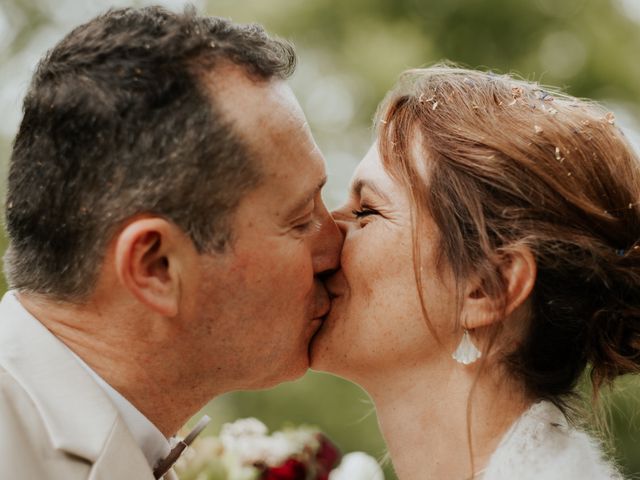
[180, 65, 342, 391]
[12, 64, 344, 441]
[310, 144, 459, 385]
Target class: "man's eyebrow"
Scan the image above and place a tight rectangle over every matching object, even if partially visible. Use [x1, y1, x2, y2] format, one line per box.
[351, 178, 388, 201]
[286, 176, 328, 217]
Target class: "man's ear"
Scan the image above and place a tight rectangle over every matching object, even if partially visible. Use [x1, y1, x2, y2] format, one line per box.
[460, 245, 537, 329]
[113, 217, 194, 318]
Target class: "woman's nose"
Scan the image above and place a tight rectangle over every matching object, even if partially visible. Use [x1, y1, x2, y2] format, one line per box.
[331, 209, 351, 240]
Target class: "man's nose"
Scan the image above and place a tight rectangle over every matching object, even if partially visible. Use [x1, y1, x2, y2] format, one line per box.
[312, 205, 344, 275]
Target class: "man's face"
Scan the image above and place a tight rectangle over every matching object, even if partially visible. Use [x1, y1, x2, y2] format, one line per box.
[187, 65, 342, 390]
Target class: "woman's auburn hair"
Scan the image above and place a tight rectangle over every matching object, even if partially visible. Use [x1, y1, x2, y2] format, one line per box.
[377, 64, 640, 401]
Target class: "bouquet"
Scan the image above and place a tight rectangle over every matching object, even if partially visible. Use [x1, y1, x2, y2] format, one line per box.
[175, 418, 385, 480]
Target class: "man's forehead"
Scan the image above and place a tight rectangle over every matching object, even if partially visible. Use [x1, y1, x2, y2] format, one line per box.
[237, 158, 326, 222]
[206, 65, 327, 214]
[205, 63, 304, 136]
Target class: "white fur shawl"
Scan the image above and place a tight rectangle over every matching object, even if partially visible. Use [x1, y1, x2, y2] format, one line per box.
[484, 401, 623, 480]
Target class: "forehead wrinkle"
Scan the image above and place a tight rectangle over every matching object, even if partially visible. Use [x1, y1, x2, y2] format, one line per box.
[351, 178, 389, 202]
[286, 175, 328, 218]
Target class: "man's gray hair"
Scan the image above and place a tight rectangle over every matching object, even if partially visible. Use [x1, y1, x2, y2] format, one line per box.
[4, 6, 297, 301]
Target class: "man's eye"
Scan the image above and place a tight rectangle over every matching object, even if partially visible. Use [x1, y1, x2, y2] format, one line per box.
[293, 214, 319, 234]
[294, 220, 314, 232]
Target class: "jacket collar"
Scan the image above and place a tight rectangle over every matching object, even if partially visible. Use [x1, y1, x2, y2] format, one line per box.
[0, 291, 154, 478]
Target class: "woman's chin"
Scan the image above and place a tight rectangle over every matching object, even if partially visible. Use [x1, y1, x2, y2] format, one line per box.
[309, 308, 349, 373]
[309, 301, 376, 384]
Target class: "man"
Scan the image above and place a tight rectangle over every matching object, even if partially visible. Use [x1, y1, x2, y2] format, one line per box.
[0, 6, 341, 479]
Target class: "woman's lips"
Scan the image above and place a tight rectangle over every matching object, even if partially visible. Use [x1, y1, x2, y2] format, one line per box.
[314, 304, 331, 319]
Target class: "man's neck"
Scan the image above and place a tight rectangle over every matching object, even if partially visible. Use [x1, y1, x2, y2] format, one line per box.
[17, 291, 212, 437]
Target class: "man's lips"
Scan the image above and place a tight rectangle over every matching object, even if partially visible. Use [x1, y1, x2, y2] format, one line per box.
[312, 281, 335, 319]
[327, 289, 341, 300]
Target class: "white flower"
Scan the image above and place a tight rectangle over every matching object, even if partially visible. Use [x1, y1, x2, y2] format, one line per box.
[260, 432, 303, 466]
[329, 452, 385, 480]
[224, 461, 261, 480]
[220, 418, 269, 439]
[219, 418, 315, 467]
[272, 427, 319, 459]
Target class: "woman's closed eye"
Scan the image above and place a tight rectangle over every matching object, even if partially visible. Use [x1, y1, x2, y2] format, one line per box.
[352, 207, 380, 226]
[352, 208, 377, 218]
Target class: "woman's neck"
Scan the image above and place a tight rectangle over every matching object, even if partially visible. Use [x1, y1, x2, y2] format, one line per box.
[363, 360, 530, 480]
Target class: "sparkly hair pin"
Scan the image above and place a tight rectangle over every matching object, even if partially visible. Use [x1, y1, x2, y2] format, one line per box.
[535, 90, 554, 102]
[509, 86, 524, 106]
[603, 112, 616, 125]
[617, 244, 640, 257]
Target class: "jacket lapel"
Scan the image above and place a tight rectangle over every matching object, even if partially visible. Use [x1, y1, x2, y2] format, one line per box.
[89, 419, 156, 480]
[0, 292, 155, 479]
[163, 469, 180, 480]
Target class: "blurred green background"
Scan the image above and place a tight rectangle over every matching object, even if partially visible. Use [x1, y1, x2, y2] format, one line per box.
[1, 0, 640, 478]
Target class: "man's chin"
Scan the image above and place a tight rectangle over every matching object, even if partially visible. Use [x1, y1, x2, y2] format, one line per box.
[248, 355, 309, 390]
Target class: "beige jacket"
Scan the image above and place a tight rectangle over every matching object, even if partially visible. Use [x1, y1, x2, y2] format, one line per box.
[0, 291, 164, 480]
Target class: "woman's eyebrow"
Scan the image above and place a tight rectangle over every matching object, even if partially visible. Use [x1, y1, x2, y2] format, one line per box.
[351, 178, 389, 201]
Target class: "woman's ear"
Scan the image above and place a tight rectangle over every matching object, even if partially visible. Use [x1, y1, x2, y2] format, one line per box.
[113, 217, 195, 317]
[461, 245, 537, 329]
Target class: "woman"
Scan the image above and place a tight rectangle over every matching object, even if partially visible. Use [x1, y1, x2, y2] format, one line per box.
[311, 66, 640, 479]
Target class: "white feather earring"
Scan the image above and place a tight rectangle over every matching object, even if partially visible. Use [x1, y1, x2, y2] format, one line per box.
[452, 329, 482, 365]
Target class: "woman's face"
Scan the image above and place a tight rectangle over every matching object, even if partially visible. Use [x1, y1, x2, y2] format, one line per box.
[310, 144, 459, 381]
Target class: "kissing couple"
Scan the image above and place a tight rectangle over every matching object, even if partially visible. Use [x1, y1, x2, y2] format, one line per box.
[0, 6, 638, 480]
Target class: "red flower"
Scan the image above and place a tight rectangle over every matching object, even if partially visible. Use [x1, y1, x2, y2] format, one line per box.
[315, 434, 341, 478]
[262, 459, 307, 480]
